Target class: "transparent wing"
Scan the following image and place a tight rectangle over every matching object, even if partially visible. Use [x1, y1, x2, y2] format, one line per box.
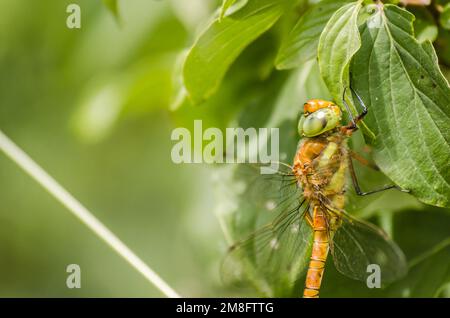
[221, 163, 313, 297]
[330, 211, 407, 285]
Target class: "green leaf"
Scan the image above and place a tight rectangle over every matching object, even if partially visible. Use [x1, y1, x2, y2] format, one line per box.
[220, 0, 237, 20]
[219, 0, 249, 20]
[352, 4, 450, 207]
[170, 50, 189, 111]
[386, 238, 450, 297]
[317, 1, 374, 138]
[221, 0, 237, 17]
[102, 0, 119, 19]
[276, 0, 351, 70]
[318, 1, 362, 105]
[174, 36, 287, 133]
[441, 3, 450, 30]
[183, 0, 290, 104]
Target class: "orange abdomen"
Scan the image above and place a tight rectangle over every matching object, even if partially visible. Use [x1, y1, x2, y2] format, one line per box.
[303, 206, 330, 298]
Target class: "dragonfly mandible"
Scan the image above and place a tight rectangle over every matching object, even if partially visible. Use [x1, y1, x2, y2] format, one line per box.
[222, 88, 408, 298]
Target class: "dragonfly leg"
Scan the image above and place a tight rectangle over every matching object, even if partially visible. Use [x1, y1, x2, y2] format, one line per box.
[342, 87, 368, 131]
[350, 150, 379, 171]
[304, 212, 313, 227]
[348, 156, 409, 196]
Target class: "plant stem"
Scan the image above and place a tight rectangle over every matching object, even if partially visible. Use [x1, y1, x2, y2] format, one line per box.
[0, 130, 180, 298]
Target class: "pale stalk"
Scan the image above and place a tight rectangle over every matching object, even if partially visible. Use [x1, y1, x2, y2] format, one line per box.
[0, 130, 180, 298]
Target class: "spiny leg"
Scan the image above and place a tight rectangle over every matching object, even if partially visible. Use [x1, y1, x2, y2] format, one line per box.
[304, 211, 313, 227]
[350, 86, 368, 123]
[350, 150, 379, 171]
[348, 156, 409, 196]
[341, 87, 368, 132]
[343, 87, 409, 194]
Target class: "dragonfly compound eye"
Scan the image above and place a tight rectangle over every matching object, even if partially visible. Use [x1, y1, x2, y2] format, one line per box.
[300, 108, 341, 137]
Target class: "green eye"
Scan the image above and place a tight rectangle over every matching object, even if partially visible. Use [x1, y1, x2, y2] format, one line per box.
[298, 116, 306, 135]
[300, 108, 341, 137]
[303, 113, 327, 136]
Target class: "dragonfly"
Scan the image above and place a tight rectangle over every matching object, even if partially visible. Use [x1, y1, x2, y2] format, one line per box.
[222, 89, 408, 298]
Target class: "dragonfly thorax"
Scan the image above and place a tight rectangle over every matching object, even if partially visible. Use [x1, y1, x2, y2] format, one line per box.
[293, 133, 348, 208]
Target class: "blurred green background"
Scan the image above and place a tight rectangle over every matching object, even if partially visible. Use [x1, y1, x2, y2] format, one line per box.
[0, 0, 449, 297]
[0, 0, 226, 297]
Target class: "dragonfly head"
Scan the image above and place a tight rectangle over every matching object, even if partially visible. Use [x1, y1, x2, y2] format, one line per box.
[299, 100, 342, 137]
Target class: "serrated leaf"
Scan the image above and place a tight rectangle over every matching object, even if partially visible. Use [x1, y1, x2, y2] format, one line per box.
[183, 0, 290, 104]
[351, 4, 450, 207]
[317, 1, 374, 138]
[276, 0, 351, 70]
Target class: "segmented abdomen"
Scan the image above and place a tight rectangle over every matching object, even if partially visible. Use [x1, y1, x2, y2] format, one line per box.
[303, 206, 329, 298]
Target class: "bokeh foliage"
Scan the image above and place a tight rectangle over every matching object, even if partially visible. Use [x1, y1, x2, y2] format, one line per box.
[0, 0, 225, 297]
[0, 0, 449, 298]
[178, 0, 450, 297]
